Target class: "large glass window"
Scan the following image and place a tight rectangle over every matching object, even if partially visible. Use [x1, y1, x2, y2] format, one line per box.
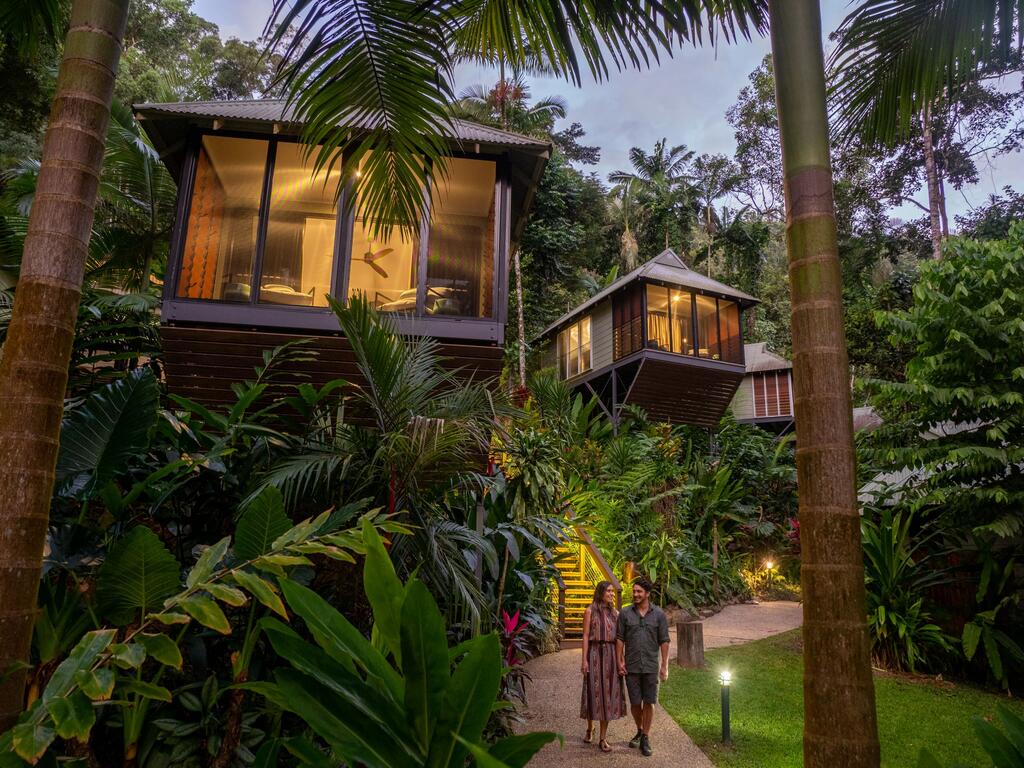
[260, 142, 340, 307]
[718, 299, 742, 363]
[646, 284, 695, 354]
[557, 316, 591, 379]
[646, 285, 670, 351]
[178, 136, 269, 301]
[346, 159, 420, 312]
[425, 158, 496, 317]
[695, 294, 721, 359]
[670, 289, 695, 354]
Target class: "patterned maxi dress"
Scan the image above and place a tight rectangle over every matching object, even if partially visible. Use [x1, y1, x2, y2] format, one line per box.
[579, 605, 626, 721]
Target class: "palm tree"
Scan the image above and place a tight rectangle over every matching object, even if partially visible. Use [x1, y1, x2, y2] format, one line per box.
[0, 0, 130, 730]
[770, 2, 880, 763]
[607, 177, 642, 270]
[609, 139, 696, 253]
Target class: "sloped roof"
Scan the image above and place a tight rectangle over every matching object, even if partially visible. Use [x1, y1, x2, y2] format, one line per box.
[133, 99, 551, 150]
[743, 342, 791, 373]
[539, 249, 758, 338]
[133, 99, 550, 252]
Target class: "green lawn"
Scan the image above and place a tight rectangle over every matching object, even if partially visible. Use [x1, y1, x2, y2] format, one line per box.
[659, 630, 1024, 767]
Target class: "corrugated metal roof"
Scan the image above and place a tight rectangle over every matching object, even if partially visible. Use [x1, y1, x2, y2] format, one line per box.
[743, 342, 791, 373]
[133, 99, 551, 150]
[539, 249, 759, 338]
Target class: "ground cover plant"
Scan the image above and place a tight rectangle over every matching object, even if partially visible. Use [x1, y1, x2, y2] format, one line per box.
[660, 630, 1024, 768]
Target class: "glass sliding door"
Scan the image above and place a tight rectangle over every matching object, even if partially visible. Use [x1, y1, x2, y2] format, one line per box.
[646, 285, 670, 351]
[177, 135, 269, 302]
[718, 299, 742, 363]
[425, 157, 496, 317]
[670, 288, 694, 354]
[259, 142, 341, 307]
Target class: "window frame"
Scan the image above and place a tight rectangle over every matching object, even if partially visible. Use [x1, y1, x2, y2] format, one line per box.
[163, 128, 511, 342]
[636, 279, 746, 366]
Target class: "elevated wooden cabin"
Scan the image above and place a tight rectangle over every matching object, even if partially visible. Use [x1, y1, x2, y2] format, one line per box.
[135, 99, 550, 404]
[730, 342, 795, 433]
[538, 250, 758, 427]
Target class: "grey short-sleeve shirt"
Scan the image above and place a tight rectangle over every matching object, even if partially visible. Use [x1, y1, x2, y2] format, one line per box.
[616, 604, 670, 673]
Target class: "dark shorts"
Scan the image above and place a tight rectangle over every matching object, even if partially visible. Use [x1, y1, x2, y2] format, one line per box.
[625, 672, 659, 705]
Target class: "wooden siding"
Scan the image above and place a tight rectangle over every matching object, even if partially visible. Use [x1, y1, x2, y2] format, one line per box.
[161, 325, 505, 407]
[624, 359, 743, 427]
[591, 300, 614, 371]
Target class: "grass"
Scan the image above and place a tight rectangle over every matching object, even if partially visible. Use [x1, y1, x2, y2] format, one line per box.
[659, 630, 1024, 767]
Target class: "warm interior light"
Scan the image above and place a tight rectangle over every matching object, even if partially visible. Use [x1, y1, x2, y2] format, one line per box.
[765, 560, 775, 570]
[354, 170, 363, 178]
[720, 670, 732, 685]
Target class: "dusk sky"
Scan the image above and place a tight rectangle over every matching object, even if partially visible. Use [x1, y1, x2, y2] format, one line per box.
[193, 0, 1022, 225]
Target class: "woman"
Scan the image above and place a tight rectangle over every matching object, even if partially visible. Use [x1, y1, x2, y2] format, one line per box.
[580, 580, 625, 752]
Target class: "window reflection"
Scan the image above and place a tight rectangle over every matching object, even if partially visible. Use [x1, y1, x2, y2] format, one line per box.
[259, 142, 340, 307]
[178, 135, 268, 302]
[426, 158, 496, 317]
[718, 300, 742, 363]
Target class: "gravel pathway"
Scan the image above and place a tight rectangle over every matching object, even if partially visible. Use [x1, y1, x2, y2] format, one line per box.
[520, 601, 803, 767]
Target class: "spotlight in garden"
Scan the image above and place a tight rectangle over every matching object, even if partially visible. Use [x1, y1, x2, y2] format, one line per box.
[764, 560, 775, 571]
[720, 670, 732, 746]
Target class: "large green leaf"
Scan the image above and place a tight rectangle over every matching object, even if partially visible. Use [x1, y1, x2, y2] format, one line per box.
[269, 669, 419, 767]
[426, 633, 502, 768]
[277, 579, 402, 702]
[401, 580, 449, 751]
[42, 629, 116, 705]
[232, 570, 287, 618]
[56, 366, 159, 497]
[972, 714, 1023, 766]
[236, 487, 293, 561]
[96, 527, 180, 625]
[361, 518, 405, 665]
[46, 692, 96, 741]
[488, 732, 561, 767]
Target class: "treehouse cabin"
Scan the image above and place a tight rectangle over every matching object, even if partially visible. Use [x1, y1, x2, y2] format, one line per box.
[730, 342, 795, 433]
[134, 99, 550, 404]
[538, 250, 758, 427]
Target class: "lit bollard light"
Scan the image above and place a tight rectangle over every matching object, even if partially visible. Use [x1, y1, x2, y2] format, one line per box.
[720, 670, 732, 746]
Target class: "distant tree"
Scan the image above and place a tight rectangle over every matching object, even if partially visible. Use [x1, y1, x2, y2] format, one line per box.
[454, 76, 566, 136]
[552, 121, 600, 165]
[691, 153, 742, 271]
[957, 187, 1024, 240]
[726, 55, 784, 220]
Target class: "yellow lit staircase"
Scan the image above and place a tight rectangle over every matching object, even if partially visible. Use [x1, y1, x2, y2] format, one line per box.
[552, 526, 621, 647]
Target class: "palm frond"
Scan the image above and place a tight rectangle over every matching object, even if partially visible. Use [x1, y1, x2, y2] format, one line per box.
[830, 0, 1023, 144]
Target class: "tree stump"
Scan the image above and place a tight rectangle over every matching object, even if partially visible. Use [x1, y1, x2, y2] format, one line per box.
[676, 621, 704, 668]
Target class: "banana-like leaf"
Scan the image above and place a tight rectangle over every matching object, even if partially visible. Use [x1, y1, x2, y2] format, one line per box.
[277, 579, 402, 702]
[400, 580, 449, 751]
[425, 633, 502, 768]
[236, 487, 293, 561]
[361, 518, 405, 665]
[96, 527, 179, 626]
[270, 668, 420, 767]
[488, 732, 561, 767]
[972, 714, 1023, 767]
[56, 366, 159, 498]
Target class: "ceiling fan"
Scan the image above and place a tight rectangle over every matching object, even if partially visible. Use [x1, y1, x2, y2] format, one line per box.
[362, 245, 394, 278]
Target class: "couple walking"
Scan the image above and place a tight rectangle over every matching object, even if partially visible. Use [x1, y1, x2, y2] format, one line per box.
[580, 577, 670, 757]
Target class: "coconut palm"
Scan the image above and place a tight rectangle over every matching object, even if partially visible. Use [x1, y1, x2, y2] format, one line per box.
[609, 139, 697, 253]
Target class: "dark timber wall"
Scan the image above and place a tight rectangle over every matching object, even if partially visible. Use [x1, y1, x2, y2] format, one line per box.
[161, 325, 505, 407]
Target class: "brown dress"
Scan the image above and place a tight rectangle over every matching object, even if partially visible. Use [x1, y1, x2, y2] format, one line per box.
[579, 605, 626, 721]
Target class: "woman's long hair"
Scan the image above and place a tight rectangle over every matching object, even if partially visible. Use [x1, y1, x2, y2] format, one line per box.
[591, 580, 614, 610]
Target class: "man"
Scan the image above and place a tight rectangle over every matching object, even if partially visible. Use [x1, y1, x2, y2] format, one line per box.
[616, 577, 670, 757]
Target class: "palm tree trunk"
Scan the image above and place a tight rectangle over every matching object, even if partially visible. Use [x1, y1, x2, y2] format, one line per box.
[768, 3, 880, 767]
[921, 106, 943, 259]
[0, 0, 130, 730]
[513, 249, 526, 388]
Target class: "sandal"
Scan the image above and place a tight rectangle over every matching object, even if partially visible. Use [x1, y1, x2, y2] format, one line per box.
[599, 739, 612, 753]
[584, 726, 594, 744]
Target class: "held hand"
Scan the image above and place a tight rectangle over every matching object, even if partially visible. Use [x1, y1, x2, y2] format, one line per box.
[659, 665, 669, 682]
[581, 660, 589, 675]
[618, 661, 627, 676]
